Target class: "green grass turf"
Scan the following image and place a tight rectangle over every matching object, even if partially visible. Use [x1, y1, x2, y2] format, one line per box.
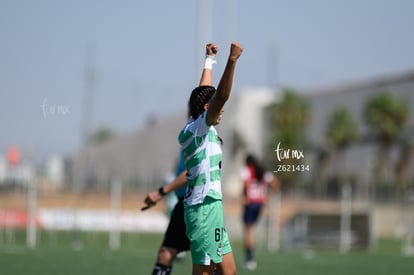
[0, 231, 413, 275]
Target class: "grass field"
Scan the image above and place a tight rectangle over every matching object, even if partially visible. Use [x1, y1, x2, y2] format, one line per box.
[1, 231, 413, 275]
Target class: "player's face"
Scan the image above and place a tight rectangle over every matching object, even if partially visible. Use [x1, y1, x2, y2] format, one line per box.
[215, 108, 224, 125]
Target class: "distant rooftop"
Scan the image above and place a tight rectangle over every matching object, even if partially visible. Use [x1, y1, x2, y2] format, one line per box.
[301, 69, 414, 96]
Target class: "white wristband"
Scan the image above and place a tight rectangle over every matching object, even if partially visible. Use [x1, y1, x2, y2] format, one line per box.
[204, 55, 217, 70]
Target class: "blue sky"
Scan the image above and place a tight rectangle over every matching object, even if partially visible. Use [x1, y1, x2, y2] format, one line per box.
[0, 0, 413, 161]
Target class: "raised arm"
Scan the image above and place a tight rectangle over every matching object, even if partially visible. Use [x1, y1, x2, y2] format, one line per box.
[199, 43, 218, 86]
[206, 42, 243, 125]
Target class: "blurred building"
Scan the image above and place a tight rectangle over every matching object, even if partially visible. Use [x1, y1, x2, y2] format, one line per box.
[220, 87, 281, 197]
[0, 154, 6, 184]
[0, 147, 35, 188]
[303, 70, 414, 198]
[70, 113, 187, 191]
[69, 89, 278, 194]
[69, 70, 414, 198]
[42, 154, 65, 191]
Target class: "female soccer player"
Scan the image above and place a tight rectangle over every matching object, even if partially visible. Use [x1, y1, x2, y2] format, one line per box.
[144, 43, 219, 275]
[241, 154, 280, 270]
[178, 42, 243, 275]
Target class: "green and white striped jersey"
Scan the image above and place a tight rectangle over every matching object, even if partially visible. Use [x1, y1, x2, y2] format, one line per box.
[178, 111, 222, 206]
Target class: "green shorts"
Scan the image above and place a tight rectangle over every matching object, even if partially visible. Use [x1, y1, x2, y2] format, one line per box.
[184, 197, 232, 265]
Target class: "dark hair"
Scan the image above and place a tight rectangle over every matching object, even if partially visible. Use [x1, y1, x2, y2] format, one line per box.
[245, 154, 264, 181]
[188, 85, 216, 119]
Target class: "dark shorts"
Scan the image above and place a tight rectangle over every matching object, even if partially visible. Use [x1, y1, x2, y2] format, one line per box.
[243, 203, 263, 225]
[162, 197, 190, 252]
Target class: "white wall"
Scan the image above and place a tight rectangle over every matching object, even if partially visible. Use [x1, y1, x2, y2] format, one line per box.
[221, 87, 280, 198]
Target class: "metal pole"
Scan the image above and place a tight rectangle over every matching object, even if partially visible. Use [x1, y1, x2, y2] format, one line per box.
[197, 0, 213, 74]
[25, 151, 37, 249]
[26, 175, 36, 249]
[225, 0, 237, 43]
[402, 188, 414, 256]
[267, 191, 281, 253]
[340, 183, 352, 253]
[109, 178, 121, 250]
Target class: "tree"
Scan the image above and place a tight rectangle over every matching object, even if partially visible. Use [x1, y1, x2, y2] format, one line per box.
[88, 127, 116, 145]
[325, 106, 359, 197]
[364, 92, 409, 191]
[266, 89, 310, 190]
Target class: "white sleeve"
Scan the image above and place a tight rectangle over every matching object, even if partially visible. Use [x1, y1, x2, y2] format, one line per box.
[190, 110, 210, 135]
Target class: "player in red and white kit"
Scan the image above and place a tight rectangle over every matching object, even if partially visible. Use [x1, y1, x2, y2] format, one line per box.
[240, 154, 280, 270]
